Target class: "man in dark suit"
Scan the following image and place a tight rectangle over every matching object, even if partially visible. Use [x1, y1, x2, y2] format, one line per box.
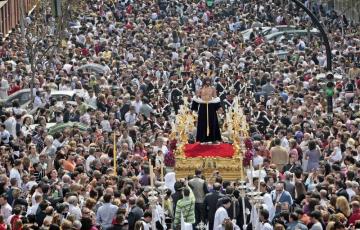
[234, 190, 252, 230]
[284, 172, 295, 199]
[170, 83, 183, 114]
[204, 183, 224, 230]
[172, 181, 184, 215]
[127, 197, 144, 230]
[335, 180, 350, 200]
[183, 72, 196, 93]
[216, 77, 228, 101]
[188, 169, 209, 226]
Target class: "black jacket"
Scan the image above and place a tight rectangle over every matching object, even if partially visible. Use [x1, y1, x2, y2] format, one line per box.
[204, 191, 224, 228]
[127, 206, 144, 230]
[107, 224, 125, 230]
[171, 191, 183, 215]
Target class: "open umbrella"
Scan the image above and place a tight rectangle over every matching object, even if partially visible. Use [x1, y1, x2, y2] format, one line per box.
[48, 122, 90, 135]
[206, 0, 214, 7]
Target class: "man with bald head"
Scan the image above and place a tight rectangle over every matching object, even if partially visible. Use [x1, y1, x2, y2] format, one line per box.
[319, 189, 328, 207]
[204, 182, 224, 230]
[270, 182, 293, 216]
[68, 196, 82, 220]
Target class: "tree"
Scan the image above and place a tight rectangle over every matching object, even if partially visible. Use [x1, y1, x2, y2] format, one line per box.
[333, 0, 360, 22]
[19, 0, 85, 102]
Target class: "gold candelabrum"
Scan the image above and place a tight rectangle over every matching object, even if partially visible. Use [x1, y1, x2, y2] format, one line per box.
[171, 97, 249, 181]
[170, 99, 195, 159]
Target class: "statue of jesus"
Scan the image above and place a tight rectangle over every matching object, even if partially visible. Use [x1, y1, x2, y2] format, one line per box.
[191, 78, 222, 144]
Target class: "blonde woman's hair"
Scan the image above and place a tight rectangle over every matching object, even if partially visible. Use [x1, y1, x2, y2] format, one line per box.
[336, 196, 351, 217]
[61, 219, 73, 230]
[274, 224, 285, 230]
[134, 221, 144, 230]
[326, 221, 335, 230]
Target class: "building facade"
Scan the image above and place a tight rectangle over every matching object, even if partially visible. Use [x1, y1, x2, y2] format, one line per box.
[0, 0, 36, 35]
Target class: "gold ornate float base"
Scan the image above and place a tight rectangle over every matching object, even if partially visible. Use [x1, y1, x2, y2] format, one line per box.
[175, 155, 244, 181]
[171, 96, 247, 181]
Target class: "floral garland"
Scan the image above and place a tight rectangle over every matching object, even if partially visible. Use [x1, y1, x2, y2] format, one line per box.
[164, 150, 176, 167]
[243, 138, 254, 167]
[165, 139, 255, 168]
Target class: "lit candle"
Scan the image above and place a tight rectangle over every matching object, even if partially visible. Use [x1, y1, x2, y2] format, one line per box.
[293, 174, 297, 198]
[293, 173, 296, 185]
[240, 164, 244, 181]
[161, 161, 164, 182]
[250, 160, 254, 186]
[149, 159, 154, 188]
[258, 163, 262, 192]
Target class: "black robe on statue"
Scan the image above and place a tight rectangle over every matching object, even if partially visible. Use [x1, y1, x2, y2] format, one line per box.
[191, 97, 222, 143]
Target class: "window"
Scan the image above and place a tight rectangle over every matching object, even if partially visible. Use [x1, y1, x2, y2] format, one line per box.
[19, 92, 31, 105]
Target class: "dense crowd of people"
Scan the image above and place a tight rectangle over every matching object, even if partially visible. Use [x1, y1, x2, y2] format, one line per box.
[0, 0, 359, 229]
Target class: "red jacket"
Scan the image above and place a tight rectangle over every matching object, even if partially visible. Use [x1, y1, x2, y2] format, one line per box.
[10, 215, 21, 230]
[349, 209, 360, 226]
[8, 85, 21, 95]
[0, 223, 7, 230]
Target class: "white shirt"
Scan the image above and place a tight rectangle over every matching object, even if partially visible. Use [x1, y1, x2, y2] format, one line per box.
[31, 191, 43, 206]
[140, 221, 151, 230]
[12, 107, 25, 116]
[25, 180, 38, 192]
[10, 168, 22, 187]
[297, 40, 306, 50]
[330, 147, 342, 162]
[132, 101, 143, 114]
[27, 203, 39, 216]
[53, 139, 63, 149]
[262, 193, 275, 221]
[59, 84, 71, 90]
[118, 135, 134, 151]
[346, 188, 356, 200]
[124, 112, 137, 126]
[80, 113, 91, 125]
[1, 203, 12, 223]
[0, 129, 10, 144]
[253, 155, 264, 167]
[153, 145, 168, 155]
[215, 224, 240, 230]
[86, 155, 96, 172]
[69, 204, 82, 220]
[0, 78, 9, 99]
[281, 137, 290, 151]
[213, 207, 229, 230]
[33, 95, 43, 108]
[100, 120, 112, 132]
[154, 204, 166, 229]
[86, 95, 97, 108]
[4, 117, 16, 138]
[21, 125, 32, 137]
[260, 222, 273, 230]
